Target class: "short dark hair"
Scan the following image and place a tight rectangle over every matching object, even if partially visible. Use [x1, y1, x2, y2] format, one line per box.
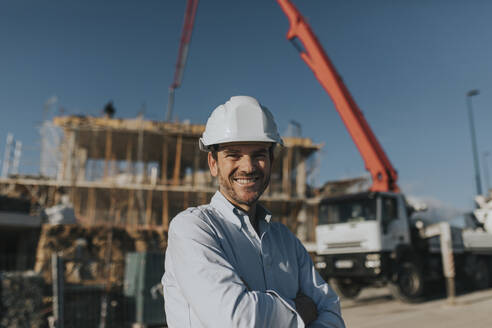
[211, 145, 219, 161]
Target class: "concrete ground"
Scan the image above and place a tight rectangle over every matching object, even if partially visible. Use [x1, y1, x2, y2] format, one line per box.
[341, 287, 492, 328]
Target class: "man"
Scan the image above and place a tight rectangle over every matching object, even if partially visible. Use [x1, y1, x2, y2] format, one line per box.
[162, 96, 345, 327]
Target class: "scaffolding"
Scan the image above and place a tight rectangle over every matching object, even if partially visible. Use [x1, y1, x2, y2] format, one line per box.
[0, 114, 322, 240]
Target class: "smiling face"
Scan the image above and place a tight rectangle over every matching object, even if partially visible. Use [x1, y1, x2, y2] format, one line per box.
[208, 142, 273, 212]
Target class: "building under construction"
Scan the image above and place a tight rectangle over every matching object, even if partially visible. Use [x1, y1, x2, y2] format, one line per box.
[0, 113, 326, 326]
[0, 114, 322, 242]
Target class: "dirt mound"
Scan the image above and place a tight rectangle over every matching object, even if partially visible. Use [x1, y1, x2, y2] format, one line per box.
[35, 224, 167, 286]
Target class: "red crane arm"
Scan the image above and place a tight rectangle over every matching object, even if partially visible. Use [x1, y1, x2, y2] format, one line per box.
[172, 0, 199, 89]
[276, 0, 399, 192]
[166, 0, 199, 121]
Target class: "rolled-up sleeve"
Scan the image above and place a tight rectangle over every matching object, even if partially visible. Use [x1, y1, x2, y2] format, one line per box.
[295, 238, 346, 328]
[165, 213, 303, 328]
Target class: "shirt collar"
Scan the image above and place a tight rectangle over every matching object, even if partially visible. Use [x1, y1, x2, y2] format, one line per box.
[210, 191, 272, 229]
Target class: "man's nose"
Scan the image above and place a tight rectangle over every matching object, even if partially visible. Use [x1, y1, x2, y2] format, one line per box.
[238, 155, 256, 173]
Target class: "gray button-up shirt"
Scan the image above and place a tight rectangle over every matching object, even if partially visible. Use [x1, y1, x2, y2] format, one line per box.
[162, 191, 345, 328]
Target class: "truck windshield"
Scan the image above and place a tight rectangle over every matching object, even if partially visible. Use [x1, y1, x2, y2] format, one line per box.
[318, 198, 377, 225]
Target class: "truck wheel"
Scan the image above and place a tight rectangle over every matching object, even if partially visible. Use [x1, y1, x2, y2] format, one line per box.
[330, 278, 362, 299]
[389, 261, 424, 303]
[473, 258, 490, 290]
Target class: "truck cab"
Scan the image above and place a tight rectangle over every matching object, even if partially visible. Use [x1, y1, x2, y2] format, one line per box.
[314, 192, 415, 299]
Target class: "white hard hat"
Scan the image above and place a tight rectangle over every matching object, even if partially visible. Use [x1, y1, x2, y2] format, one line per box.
[199, 96, 284, 151]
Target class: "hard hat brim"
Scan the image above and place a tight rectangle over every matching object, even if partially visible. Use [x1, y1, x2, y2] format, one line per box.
[199, 136, 283, 152]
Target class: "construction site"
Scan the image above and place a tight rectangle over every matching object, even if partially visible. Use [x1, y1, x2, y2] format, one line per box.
[3, 113, 322, 228]
[0, 109, 333, 326]
[2, 0, 492, 327]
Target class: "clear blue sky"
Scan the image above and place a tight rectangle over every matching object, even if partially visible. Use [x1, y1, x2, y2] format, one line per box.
[1, 0, 491, 211]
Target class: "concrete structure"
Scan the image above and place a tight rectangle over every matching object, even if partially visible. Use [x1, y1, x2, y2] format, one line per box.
[0, 115, 322, 241]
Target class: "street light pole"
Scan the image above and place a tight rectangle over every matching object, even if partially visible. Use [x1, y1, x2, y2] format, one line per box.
[466, 89, 482, 196]
[483, 151, 491, 196]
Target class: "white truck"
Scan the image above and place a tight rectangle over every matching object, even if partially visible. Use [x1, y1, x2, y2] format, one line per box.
[313, 192, 492, 302]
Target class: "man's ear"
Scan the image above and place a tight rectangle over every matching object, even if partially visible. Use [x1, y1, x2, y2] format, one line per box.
[208, 152, 218, 177]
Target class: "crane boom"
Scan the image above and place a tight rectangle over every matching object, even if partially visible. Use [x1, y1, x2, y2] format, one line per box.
[276, 0, 399, 192]
[166, 0, 200, 122]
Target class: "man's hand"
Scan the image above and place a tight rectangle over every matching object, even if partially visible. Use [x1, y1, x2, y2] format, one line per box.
[294, 293, 318, 325]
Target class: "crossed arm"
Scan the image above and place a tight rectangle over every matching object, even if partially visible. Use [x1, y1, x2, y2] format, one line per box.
[292, 235, 345, 328]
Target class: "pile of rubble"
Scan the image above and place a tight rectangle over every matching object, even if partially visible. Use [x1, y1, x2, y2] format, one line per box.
[35, 224, 167, 287]
[0, 271, 44, 328]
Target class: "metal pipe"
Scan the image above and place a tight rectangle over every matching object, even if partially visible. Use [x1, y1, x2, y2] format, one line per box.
[483, 151, 491, 196]
[51, 253, 65, 328]
[1, 133, 14, 177]
[439, 222, 455, 305]
[466, 89, 482, 196]
[11, 140, 22, 175]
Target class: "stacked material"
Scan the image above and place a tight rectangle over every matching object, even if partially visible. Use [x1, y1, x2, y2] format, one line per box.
[35, 224, 167, 286]
[0, 271, 44, 328]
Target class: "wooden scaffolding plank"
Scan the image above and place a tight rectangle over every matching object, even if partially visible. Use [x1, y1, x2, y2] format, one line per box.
[290, 201, 302, 235]
[77, 148, 87, 182]
[145, 190, 153, 226]
[162, 190, 169, 229]
[34, 225, 49, 273]
[109, 190, 116, 223]
[126, 138, 133, 177]
[161, 137, 168, 184]
[110, 153, 117, 180]
[282, 147, 293, 196]
[104, 129, 112, 178]
[60, 128, 76, 181]
[143, 162, 148, 184]
[172, 135, 183, 186]
[115, 205, 122, 225]
[88, 188, 96, 224]
[72, 187, 80, 218]
[128, 189, 135, 226]
[295, 148, 306, 197]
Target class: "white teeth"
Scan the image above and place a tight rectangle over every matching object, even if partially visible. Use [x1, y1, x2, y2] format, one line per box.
[234, 178, 257, 185]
